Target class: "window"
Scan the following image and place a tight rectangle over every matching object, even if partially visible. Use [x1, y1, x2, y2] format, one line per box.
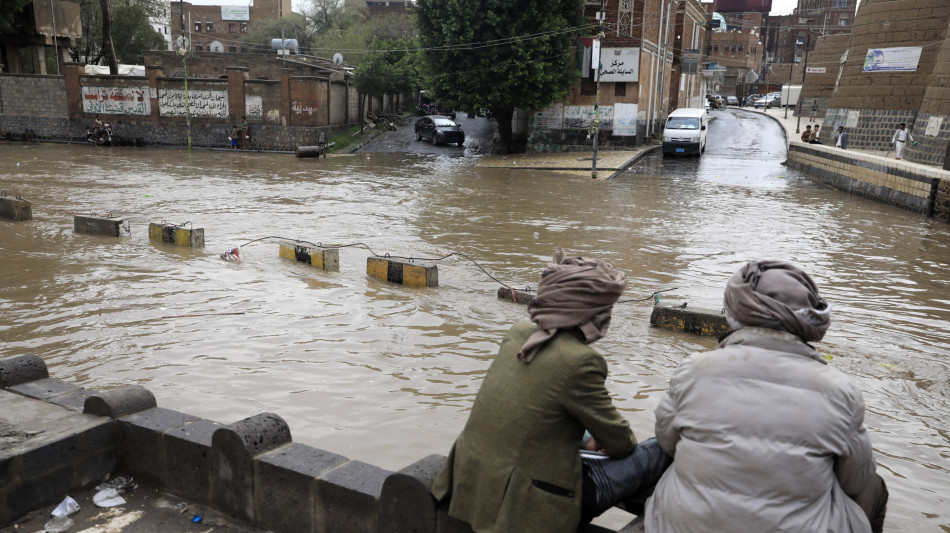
[229, 42, 237, 53]
[240, 23, 248, 33]
[229, 23, 236, 33]
[195, 18, 201, 32]
[714, 44, 719, 52]
[615, 82, 626, 96]
[839, 17, 849, 26]
[195, 42, 203, 51]
[581, 79, 596, 96]
[206, 20, 213, 32]
[620, 0, 630, 10]
[738, 45, 743, 52]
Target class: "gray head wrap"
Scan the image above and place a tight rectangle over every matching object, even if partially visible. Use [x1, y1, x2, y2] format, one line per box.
[723, 260, 831, 342]
[517, 249, 627, 363]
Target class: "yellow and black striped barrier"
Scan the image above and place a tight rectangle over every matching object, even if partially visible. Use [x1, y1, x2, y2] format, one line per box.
[366, 257, 438, 288]
[149, 223, 205, 247]
[279, 241, 340, 271]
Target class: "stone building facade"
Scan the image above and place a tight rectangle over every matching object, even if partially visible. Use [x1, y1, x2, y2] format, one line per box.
[171, 0, 282, 54]
[823, 0, 950, 167]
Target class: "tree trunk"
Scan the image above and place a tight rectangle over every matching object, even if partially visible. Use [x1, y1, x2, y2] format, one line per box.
[99, 0, 118, 74]
[493, 107, 514, 154]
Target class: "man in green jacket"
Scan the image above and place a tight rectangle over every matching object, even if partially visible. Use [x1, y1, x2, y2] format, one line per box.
[432, 250, 663, 532]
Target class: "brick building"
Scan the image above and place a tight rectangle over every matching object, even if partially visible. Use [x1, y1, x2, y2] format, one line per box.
[0, 0, 81, 75]
[171, 0, 282, 54]
[365, 0, 415, 17]
[706, 0, 769, 99]
[670, 0, 709, 111]
[823, 0, 950, 167]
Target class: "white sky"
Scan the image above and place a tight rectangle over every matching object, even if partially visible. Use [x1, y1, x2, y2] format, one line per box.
[770, 0, 797, 16]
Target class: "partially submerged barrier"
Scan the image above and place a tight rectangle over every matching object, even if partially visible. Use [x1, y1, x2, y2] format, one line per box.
[0, 193, 32, 221]
[148, 223, 205, 247]
[367, 257, 439, 288]
[279, 241, 340, 271]
[649, 305, 730, 337]
[73, 215, 130, 237]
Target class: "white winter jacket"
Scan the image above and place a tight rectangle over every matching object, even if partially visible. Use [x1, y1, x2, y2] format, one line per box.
[645, 327, 875, 533]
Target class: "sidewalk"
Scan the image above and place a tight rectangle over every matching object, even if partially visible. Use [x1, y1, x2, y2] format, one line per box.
[738, 106, 941, 173]
[474, 144, 660, 180]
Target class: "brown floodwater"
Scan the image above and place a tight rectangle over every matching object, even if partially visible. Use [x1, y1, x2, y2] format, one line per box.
[1, 134, 948, 530]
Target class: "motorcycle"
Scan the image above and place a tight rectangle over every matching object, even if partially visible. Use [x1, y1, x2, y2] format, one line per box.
[86, 123, 117, 146]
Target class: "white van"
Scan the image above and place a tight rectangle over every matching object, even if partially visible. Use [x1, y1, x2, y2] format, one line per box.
[662, 108, 708, 156]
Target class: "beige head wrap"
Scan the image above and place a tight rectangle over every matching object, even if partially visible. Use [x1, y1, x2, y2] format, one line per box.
[723, 260, 831, 342]
[517, 249, 627, 363]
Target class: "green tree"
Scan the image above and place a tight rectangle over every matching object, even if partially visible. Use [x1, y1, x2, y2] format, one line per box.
[242, 13, 313, 54]
[416, 0, 587, 153]
[72, 0, 166, 66]
[0, 0, 32, 34]
[353, 37, 421, 111]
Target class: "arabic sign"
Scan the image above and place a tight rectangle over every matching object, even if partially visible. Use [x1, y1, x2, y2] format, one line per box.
[613, 104, 638, 136]
[862, 47, 922, 72]
[805, 66, 826, 74]
[563, 105, 613, 130]
[292, 101, 320, 116]
[845, 110, 860, 129]
[81, 86, 151, 116]
[246, 96, 263, 118]
[598, 48, 640, 82]
[158, 89, 229, 118]
[532, 104, 564, 130]
[221, 5, 249, 21]
[925, 116, 943, 137]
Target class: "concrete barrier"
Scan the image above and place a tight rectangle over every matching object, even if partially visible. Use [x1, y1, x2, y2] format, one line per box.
[379, 454, 446, 533]
[73, 215, 130, 237]
[315, 459, 391, 533]
[117, 407, 200, 486]
[279, 241, 340, 271]
[211, 412, 293, 522]
[649, 305, 730, 337]
[0, 353, 48, 387]
[367, 257, 439, 288]
[0, 194, 32, 221]
[295, 145, 328, 158]
[496, 286, 535, 305]
[84, 385, 157, 418]
[148, 222, 205, 247]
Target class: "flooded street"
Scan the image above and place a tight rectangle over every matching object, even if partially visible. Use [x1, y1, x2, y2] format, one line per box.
[2, 109, 948, 531]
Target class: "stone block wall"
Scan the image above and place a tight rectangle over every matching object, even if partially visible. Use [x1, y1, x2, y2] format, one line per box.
[1, 354, 640, 533]
[786, 142, 945, 214]
[935, 178, 950, 222]
[822, 108, 918, 152]
[0, 74, 67, 117]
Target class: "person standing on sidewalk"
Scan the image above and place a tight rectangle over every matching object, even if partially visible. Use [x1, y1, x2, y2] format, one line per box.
[834, 126, 849, 149]
[891, 123, 914, 160]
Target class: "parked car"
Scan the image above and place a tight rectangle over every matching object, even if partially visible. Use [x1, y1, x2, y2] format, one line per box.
[662, 108, 708, 156]
[726, 96, 739, 106]
[415, 115, 465, 146]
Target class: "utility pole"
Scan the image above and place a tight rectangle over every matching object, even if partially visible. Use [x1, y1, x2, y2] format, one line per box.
[795, 29, 811, 134]
[179, 0, 192, 149]
[591, 1, 605, 180]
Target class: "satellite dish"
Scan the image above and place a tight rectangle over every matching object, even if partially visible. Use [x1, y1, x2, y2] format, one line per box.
[332, 53, 344, 65]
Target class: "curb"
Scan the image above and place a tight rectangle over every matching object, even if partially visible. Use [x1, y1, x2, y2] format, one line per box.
[603, 145, 662, 180]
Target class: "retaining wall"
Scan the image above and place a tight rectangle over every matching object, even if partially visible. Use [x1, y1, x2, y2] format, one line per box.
[0, 354, 639, 533]
[786, 142, 950, 220]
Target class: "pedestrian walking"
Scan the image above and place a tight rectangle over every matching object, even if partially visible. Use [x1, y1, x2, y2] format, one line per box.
[891, 123, 914, 160]
[228, 124, 240, 149]
[834, 126, 849, 149]
[810, 101, 818, 121]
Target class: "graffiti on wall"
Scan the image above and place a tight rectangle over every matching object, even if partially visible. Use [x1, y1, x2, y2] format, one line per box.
[532, 104, 564, 129]
[158, 89, 229, 118]
[82, 86, 151, 116]
[246, 96, 263, 118]
[563, 105, 613, 130]
[613, 103, 637, 136]
[292, 101, 319, 116]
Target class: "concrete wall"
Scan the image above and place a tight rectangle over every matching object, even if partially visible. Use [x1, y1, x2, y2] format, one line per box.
[0, 74, 67, 117]
[798, 33, 850, 119]
[786, 142, 948, 216]
[0, 354, 639, 533]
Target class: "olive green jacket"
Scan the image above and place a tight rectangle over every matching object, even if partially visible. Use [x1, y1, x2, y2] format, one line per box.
[432, 322, 637, 533]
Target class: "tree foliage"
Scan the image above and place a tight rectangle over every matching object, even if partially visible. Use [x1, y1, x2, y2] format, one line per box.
[352, 37, 421, 109]
[0, 0, 33, 34]
[72, 0, 166, 65]
[242, 13, 313, 54]
[416, 0, 587, 152]
[310, 13, 415, 65]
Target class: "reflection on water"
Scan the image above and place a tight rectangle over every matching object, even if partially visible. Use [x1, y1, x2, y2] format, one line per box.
[1, 141, 948, 530]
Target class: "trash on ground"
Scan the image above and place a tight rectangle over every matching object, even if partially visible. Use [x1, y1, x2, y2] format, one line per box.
[43, 515, 74, 532]
[93, 488, 127, 508]
[192, 515, 203, 523]
[51, 496, 80, 517]
[96, 476, 134, 492]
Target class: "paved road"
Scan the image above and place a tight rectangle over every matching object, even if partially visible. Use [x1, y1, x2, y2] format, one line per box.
[357, 112, 498, 156]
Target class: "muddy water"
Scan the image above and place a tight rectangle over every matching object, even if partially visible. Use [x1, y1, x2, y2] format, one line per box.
[1, 138, 948, 531]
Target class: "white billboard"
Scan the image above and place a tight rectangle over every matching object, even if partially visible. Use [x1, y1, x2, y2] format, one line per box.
[598, 48, 640, 82]
[221, 5, 249, 21]
[862, 47, 922, 72]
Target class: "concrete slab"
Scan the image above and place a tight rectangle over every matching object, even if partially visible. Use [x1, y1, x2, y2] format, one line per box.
[0, 390, 104, 460]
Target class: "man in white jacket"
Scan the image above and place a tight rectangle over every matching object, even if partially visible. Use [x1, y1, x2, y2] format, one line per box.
[891, 122, 914, 159]
[645, 260, 888, 533]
